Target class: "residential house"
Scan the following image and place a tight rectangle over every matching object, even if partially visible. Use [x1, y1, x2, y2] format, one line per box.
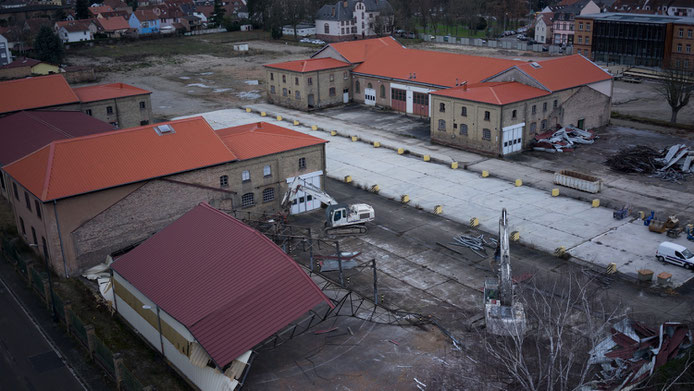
[1, 117, 327, 276]
[55, 19, 97, 43]
[128, 9, 160, 34]
[0, 57, 60, 79]
[102, 0, 133, 13]
[668, 0, 694, 16]
[109, 202, 332, 390]
[88, 5, 114, 17]
[534, 13, 553, 43]
[0, 32, 11, 66]
[72, 83, 153, 128]
[95, 16, 131, 38]
[315, 0, 394, 42]
[551, 0, 601, 46]
[283, 23, 316, 37]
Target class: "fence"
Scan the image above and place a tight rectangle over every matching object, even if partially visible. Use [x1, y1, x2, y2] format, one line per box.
[419, 33, 573, 55]
[0, 233, 149, 391]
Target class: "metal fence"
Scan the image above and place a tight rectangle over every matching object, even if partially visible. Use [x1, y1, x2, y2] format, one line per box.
[93, 335, 116, 379]
[418, 33, 573, 55]
[69, 310, 89, 349]
[118, 361, 145, 391]
[30, 267, 45, 300]
[53, 293, 66, 324]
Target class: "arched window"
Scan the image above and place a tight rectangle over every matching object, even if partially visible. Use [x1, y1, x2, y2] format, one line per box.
[242, 193, 254, 207]
[324, 23, 329, 34]
[379, 84, 385, 98]
[355, 80, 360, 93]
[367, 82, 373, 89]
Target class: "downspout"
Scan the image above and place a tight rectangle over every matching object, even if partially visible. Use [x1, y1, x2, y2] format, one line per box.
[316, 70, 321, 108]
[499, 105, 504, 156]
[114, 98, 121, 127]
[156, 305, 165, 355]
[53, 200, 69, 278]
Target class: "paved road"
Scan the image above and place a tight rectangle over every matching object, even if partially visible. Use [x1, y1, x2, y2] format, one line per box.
[0, 274, 86, 391]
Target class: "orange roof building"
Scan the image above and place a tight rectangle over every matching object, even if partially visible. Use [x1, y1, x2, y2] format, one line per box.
[312, 36, 404, 64]
[73, 83, 151, 103]
[264, 58, 350, 73]
[216, 122, 327, 160]
[0, 74, 80, 115]
[431, 82, 550, 105]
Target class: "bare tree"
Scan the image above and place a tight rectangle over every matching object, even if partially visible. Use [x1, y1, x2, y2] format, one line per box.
[656, 66, 694, 124]
[481, 272, 625, 391]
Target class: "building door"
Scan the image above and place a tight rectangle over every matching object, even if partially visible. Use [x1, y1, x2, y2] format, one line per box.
[412, 92, 429, 117]
[577, 118, 585, 129]
[343, 88, 349, 104]
[308, 94, 315, 108]
[286, 171, 323, 214]
[502, 123, 524, 155]
[364, 88, 376, 106]
[391, 88, 406, 112]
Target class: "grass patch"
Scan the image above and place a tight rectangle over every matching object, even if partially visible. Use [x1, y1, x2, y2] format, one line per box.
[611, 111, 694, 131]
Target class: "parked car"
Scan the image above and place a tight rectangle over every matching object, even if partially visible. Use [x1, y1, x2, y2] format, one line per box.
[311, 39, 325, 45]
[299, 38, 311, 43]
[656, 242, 694, 269]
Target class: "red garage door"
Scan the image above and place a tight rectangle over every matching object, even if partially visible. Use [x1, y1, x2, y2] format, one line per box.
[391, 88, 406, 112]
[413, 92, 429, 117]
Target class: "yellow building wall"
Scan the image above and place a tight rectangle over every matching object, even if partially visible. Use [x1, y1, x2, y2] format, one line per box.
[31, 63, 60, 75]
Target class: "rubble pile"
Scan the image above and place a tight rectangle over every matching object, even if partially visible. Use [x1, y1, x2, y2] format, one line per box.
[533, 125, 598, 153]
[606, 144, 693, 183]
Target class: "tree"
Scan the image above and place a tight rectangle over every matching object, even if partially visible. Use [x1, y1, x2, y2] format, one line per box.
[75, 0, 89, 20]
[656, 66, 694, 123]
[212, 0, 226, 28]
[33, 26, 64, 65]
[127, 0, 138, 12]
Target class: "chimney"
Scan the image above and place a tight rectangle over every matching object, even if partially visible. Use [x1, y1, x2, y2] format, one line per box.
[413, 72, 416, 79]
[455, 78, 459, 86]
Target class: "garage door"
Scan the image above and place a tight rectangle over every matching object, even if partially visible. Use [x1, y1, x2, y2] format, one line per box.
[502, 123, 524, 155]
[391, 88, 406, 112]
[286, 171, 322, 214]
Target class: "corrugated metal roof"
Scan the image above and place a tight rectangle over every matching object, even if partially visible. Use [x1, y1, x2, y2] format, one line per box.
[0, 74, 80, 114]
[111, 203, 332, 368]
[215, 122, 327, 160]
[264, 58, 350, 73]
[73, 83, 151, 103]
[3, 117, 238, 201]
[0, 110, 115, 166]
[431, 82, 551, 105]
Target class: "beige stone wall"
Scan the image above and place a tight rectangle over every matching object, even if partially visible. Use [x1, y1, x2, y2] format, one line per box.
[265, 67, 351, 110]
[80, 94, 153, 128]
[0, 66, 31, 80]
[351, 75, 392, 107]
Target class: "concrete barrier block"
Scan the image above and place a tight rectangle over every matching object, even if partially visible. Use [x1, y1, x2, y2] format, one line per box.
[551, 188, 559, 197]
[293, 120, 300, 125]
[373, 141, 381, 148]
[260, 111, 267, 117]
[351, 136, 358, 142]
[470, 217, 479, 227]
[276, 115, 282, 121]
[344, 175, 352, 183]
[482, 170, 489, 178]
[330, 130, 337, 136]
[592, 199, 600, 208]
[311, 125, 318, 130]
[401, 194, 409, 203]
[607, 263, 617, 274]
[451, 162, 458, 169]
[397, 148, 405, 155]
[434, 205, 443, 214]
[423, 155, 430, 162]
[510, 231, 520, 242]
[245, 108, 252, 113]
[554, 246, 566, 257]
[515, 179, 523, 187]
[370, 184, 380, 193]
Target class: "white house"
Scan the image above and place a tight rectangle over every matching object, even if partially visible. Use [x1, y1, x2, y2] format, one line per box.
[55, 20, 97, 43]
[534, 13, 552, 44]
[283, 23, 316, 37]
[0, 34, 11, 66]
[315, 0, 394, 42]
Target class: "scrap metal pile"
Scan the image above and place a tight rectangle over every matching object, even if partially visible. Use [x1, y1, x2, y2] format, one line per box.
[584, 319, 692, 390]
[533, 125, 598, 153]
[449, 234, 498, 258]
[606, 144, 693, 183]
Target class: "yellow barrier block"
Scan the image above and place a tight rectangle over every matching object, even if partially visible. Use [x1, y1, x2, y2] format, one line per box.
[373, 141, 381, 148]
[482, 170, 489, 178]
[510, 231, 520, 242]
[470, 217, 479, 227]
[293, 120, 300, 125]
[423, 155, 430, 162]
[344, 175, 352, 183]
[551, 188, 559, 197]
[451, 162, 459, 169]
[371, 184, 380, 193]
[606, 263, 617, 274]
[515, 179, 523, 187]
[401, 195, 410, 203]
[592, 199, 600, 208]
[554, 246, 566, 257]
[330, 130, 337, 136]
[260, 111, 266, 117]
[276, 115, 282, 121]
[311, 125, 318, 131]
[245, 108, 252, 113]
[397, 148, 404, 155]
[639, 211, 645, 220]
[434, 205, 443, 215]
[351, 136, 358, 142]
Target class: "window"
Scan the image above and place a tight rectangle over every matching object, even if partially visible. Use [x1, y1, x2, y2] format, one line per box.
[220, 175, 229, 187]
[680, 28, 684, 38]
[42, 237, 48, 259]
[686, 60, 690, 68]
[241, 193, 254, 207]
[438, 119, 446, 131]
[553, 99, 558, 108]
[24, 191, 31, 211]
[439, 103, 445, 112]
[85, 109, 92, 116]
[532, 105, 536, 114]
[295, 77, 299, 85]
[543, 102, 547, 112]
[0, 173, 4, 190]
[106, 106, 113, 114]
[367, 83, 373, 89]
[13, 182, 19, 200]
[242, 170, 250, 182]
[324, 23, 329, 34]
[35, 200, 41, 220]
[263, 165, 272, 177]
[329, 87, 336, 96]
[460, 123, 468, 136]
[482, 128, 491, 141]
[530, 122, 537, 132]
[140, 120, 149, 125]
[283, 88, 287, 96]
[585, 37, 589, 44]
[512, 109, 517, 119]
[270, 72, 274, 80]
[578, 36, 582, 44]
[282, 75, 286, 83]
[31, 227, 37, 244]
[541, 119, 547, 130]
[678, 44, 682, 53]
[262, 188, 275, 203]
[484, 111, 490, 121]
[689, 29, 693, 38]
[19, 217, 25, 235]
[343, 88, 349, 95]
[343, 72, 348, 80]
[298, 157, 306, 169]
[687, 44, 691, 53]
[380, 84, 385, 98]
[578, 22, 583, 31]
[355, 80, 360, 93]
[461, 106, 467, 116]
[295, 90, 301, 100]
[308, 77, 313, 85]
[271, 85, 276, 94]
[330, 74, 334, 82]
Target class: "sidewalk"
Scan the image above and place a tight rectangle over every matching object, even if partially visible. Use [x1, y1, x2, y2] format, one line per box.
[177, 107, 694, 288]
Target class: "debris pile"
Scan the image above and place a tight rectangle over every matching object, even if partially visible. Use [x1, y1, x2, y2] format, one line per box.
[584, 319, 692, 390]
[449, 234, 497, 258]
[606, 144, 693, 183]
[533, 126, 598, 153]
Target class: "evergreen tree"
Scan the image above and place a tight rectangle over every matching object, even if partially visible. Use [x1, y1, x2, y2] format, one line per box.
[34, 26, 64, 65]
[76, 0, 89, 20]
[212, 0, 226, 28]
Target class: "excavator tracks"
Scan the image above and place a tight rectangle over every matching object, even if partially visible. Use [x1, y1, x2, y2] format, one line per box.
[324, 224, 368, 236]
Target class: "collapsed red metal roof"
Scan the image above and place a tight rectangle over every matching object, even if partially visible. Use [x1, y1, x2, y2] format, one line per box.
[111, 203, 333, 367]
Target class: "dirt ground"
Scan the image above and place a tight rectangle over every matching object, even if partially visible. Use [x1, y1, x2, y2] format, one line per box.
[612, 79, 694, 124]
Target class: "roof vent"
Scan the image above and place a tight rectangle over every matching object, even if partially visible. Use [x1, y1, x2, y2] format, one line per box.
[530, 62, 542, 69]
[154, 124, 175, 135]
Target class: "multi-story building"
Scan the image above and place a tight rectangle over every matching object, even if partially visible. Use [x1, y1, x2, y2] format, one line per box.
[535, 13, 553, 44]
[575, 13, 694, 70]
[552, 0, 601, 46]
[315, 0, 394, 42]
[0, 33, 10, 66]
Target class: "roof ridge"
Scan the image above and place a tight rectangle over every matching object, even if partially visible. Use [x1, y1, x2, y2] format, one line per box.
[488, 86, 502, 105]
[25, 111, 74, 138]
[41, 144, 56, 201]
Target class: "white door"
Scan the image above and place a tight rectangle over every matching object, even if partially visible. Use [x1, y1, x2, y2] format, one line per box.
[343, 91, 349, 104]
[364, 88, 376, 106]
[286, 171, 323, 214]
[502, 123, 525, 155]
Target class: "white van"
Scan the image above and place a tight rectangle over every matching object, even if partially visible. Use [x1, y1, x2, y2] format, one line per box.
[656, 242, 694, 269]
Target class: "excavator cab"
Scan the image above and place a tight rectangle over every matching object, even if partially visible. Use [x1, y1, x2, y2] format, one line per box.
[326, 204, 349, 227]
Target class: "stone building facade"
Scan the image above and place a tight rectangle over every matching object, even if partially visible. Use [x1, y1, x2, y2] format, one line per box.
[73, 83, 153, 128]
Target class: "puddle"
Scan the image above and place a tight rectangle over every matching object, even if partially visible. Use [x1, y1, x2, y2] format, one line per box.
[187, 83, 212, 88]
[244, 80, 259, 85]
[179, 76, 190, 80]
[199, 72, 213, 75]
[237, 90, 261, 99]
[213, 88, 231, 93]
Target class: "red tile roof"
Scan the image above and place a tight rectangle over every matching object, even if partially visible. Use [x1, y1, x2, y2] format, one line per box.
[72, 83, 151, 103]
[0, 110, 114, 166]
[133, 9, 159, 21]
[354, 47, 523, 88]
[216, 122, 327, 160]
[89, 5, 114, 15]
[97, 16, 130, 32]
[264, 58, 350, 73]
[56, 19, 95, 32]
[512, 55, 612, 91]
[3, 117, 237, 201]
[0, 56, 42, 69]
[0, 74, 80, 115]
[320, 36, 404, 63]
[431, 81, 551, 105]
[111, 202, 332, 367]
